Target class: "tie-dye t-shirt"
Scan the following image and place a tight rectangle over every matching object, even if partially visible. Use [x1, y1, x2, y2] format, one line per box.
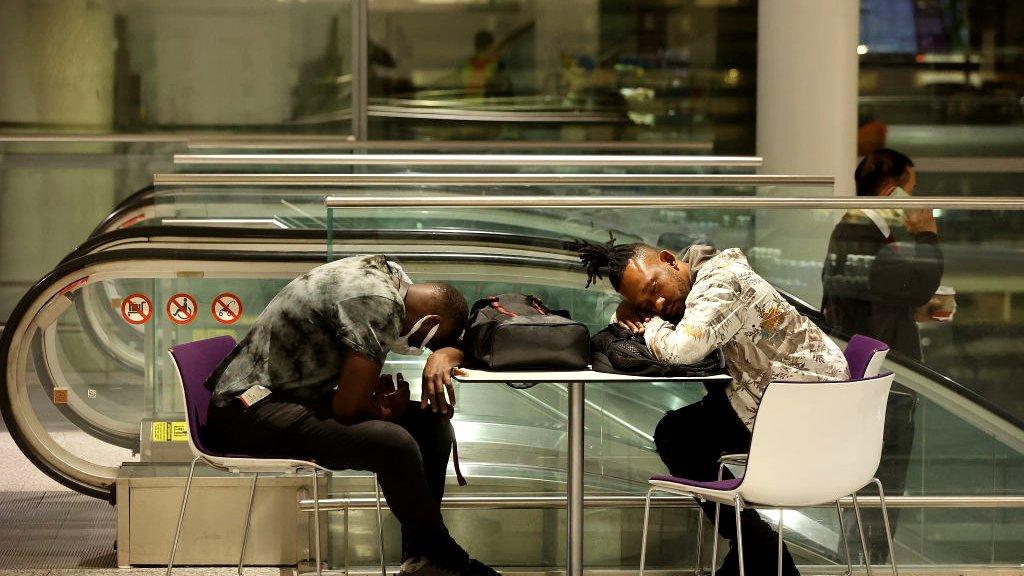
[644, 248, 850, 430]
[207, 255, 410, 407]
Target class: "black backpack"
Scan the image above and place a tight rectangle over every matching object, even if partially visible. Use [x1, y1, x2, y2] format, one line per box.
[590, 324, 726, 377]
[465, 294, 590, 371]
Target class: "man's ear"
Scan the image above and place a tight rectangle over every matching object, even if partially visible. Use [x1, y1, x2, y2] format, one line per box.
[659, 250, 678, 269]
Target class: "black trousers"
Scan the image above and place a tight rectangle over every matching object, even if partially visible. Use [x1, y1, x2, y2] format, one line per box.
[653, 390, 799, 576]
[206, 398, 468, 569]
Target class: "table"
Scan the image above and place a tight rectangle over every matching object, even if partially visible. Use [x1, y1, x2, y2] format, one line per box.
[454, 369, 732, 576]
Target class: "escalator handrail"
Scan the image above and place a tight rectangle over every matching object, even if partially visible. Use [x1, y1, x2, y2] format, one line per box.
[87, 184, 155, 240]
[69, 226, 577, 263]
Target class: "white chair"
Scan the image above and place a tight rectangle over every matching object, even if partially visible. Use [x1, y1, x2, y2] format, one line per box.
[168, 336, 386, 576]
[692, 334, 892, 575]
[639, 371, 899, 576]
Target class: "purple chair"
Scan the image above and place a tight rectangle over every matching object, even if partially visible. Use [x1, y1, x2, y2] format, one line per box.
[844, 334, 890, 379]
[167, 336, 384, 576]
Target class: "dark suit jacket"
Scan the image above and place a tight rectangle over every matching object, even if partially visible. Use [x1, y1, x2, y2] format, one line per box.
[821, 213, 944, 360]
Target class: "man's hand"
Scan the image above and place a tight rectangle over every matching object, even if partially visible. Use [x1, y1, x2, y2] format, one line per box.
[421, 347, 463, 414]
[375, 373, 410, 421]
[903, 208, 938, 235]
[615, 300, 650, 334]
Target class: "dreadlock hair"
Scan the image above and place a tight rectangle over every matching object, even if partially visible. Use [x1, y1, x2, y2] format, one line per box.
[571, 232, 658, 290]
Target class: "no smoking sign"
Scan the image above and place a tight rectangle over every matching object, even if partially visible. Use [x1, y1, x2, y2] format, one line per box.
[212, 292, 244, 324]
[166, 293, 198, 325]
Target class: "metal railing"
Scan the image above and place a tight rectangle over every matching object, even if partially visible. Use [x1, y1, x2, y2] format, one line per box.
[325, 194, 1024, 210]
[156, 173, 831, 186]
[186, 138, 715, 152]
[172, 153, 763, 168]
[297, 493, 1024, 513]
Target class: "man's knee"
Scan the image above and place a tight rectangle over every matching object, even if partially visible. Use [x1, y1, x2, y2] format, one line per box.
[368, 421, 424, 470]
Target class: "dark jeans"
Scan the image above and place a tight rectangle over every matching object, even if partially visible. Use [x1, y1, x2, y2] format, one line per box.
[654, 390, 799, 576]
[206, 397, 468, 569]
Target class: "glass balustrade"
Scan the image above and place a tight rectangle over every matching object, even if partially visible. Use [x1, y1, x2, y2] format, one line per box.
[3, 181, 1023, 570]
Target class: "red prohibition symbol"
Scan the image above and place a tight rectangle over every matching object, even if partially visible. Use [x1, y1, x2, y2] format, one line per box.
[211, 292, 244, 325]
[166, 293, 198, 325]
[121, 293, 153, 325]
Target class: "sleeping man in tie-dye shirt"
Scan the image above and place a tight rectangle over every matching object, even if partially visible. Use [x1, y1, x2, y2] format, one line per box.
[574, 237, 848, 576]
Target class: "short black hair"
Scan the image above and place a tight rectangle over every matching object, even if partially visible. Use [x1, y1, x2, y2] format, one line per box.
[571, 233, 658, 290]
[855, 148, 914, 197]
[421, 282, 469, 348]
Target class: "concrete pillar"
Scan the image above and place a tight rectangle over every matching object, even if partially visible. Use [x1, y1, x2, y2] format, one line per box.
[753, 0, 859, 305]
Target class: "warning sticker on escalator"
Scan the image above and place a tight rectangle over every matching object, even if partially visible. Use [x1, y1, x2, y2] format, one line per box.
[166, 293, 198, 325]
[152, 421, 189, 442]
[121, 293, 153, 325]
[211, 292, 243, 324]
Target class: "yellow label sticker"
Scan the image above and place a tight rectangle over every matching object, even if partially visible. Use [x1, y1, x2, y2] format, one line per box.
[152, 421, 189, 442]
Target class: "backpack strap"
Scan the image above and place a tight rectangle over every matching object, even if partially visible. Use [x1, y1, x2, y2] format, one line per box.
[526, 295, 548, 315]
[488, 295, 519, 317]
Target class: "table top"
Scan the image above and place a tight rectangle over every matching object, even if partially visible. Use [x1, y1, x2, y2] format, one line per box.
[454, 368, 732, 383]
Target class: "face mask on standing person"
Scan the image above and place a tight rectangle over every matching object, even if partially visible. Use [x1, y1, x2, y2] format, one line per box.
[876, 185, 911, 224]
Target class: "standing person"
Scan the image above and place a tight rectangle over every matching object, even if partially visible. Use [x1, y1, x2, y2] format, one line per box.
[205, 255, 497, 576]
[574, 238, 850, 576]
[460, 30, 513, 98]
[821, 148, 944, 360]
[821, 148, 944, 563]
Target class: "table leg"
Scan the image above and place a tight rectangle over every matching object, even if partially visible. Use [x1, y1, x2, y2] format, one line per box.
[567, 381, 585, 576]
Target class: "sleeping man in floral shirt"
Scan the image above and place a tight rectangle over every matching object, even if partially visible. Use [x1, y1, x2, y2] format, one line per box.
[575, 237, 849, 576]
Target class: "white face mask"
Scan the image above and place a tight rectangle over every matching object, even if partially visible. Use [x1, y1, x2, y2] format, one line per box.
[876, 186, 910, 223]
[389, 314, 440, 356]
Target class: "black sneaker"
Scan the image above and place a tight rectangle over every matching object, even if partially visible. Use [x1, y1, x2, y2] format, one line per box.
[458, 559, 501, 576]
[397, 557, 457, 576]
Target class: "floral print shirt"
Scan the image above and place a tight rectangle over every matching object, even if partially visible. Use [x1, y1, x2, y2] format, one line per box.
[644, 248, 850, 430]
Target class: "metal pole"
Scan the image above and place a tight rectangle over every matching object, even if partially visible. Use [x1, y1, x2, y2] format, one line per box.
[322, 193, 1024, 210]
[159, 173, 834, 187]
[351, 0, 369, 141]
[567, 381, 585, 576]
[172, 153, 764, 168]
[297, 493, 1024, 512]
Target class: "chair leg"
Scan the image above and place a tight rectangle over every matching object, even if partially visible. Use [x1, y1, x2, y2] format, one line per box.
[776, 509, 784, 576]
[375, 474, 386, 576]
[639, 487, 654, 576]
[872, 478, 899, 576]
[167, 456, 199, 576]
[695, 499, 705, 576]
[711, 501, 721, 576]
[710, 461, 725, 576]
[312, 469, 322, 576]
[238, 472, 259, 576]
[733, 496, 745, 576]
[851, 492, 873, 576]
[836, 501, 853, 576]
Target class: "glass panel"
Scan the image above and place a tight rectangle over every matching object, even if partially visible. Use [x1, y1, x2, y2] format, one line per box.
[366, 0, 756, 153]
[0, 0, 352, 135]
[317, 202, 1024, 568]
[5, 196, 1023, 569]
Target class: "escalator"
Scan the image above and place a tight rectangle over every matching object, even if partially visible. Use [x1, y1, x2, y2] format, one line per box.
[3, 222, 1023, 568]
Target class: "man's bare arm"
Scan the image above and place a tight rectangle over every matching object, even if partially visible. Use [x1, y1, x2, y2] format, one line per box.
[332, 351, 385, 422]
